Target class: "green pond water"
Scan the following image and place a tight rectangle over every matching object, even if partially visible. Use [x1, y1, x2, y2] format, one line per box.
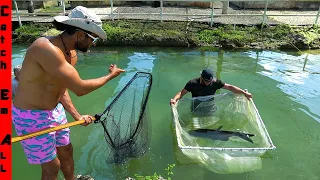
[12, 45, 320, 180]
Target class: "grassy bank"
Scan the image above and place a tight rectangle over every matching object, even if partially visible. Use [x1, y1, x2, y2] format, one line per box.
[12, 20, 320, 50]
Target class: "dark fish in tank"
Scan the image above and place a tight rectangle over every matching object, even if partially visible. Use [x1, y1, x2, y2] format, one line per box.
[189, 126, 255, 143]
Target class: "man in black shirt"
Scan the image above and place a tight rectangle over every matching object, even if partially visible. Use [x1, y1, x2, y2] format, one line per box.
[170, 68, 252, 105]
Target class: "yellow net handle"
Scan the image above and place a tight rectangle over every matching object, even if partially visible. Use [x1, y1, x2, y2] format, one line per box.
[12, 117, 96, 143]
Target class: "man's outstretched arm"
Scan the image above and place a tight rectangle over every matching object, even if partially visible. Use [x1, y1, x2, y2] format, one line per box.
[29, 41, 125, 96]
[222, 83, 252, 99]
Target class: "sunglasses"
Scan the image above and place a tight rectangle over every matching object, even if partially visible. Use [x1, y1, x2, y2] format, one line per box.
[84, 32, 99, 44]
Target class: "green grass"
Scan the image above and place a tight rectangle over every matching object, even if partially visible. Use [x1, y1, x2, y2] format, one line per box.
[198, 24, 292, 46]
[13, 23, 53, 43]
[12, 20, 319, 50]
[15, 23, 52, 36]
[38, 6, 65, 13]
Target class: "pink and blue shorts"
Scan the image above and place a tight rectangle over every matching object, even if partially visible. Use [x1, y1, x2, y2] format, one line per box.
[12, 103, 70, 164]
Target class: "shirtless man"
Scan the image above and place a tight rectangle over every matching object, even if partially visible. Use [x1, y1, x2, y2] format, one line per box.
[12, 6, 125, 180]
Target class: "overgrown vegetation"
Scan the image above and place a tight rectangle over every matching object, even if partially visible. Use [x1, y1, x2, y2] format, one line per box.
[38, 6, 64, 13]
[197, 23, 294, 48]
[12, 20, 320, 50]
[13, 22, 54, 43]
[14, 23, 52, 37]
[100, 21, 187, 46]
[198, 25, 255, 45]
[132, 164, 176, 180]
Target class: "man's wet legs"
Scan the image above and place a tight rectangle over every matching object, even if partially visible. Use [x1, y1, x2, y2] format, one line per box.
[41, 158, 60, 180]
[57, 143, 75, 180]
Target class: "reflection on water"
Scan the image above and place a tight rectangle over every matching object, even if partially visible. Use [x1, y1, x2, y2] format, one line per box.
[11, 46, 320, 180]
[247, 51, 320, 123]
[109, 52, 155, 101]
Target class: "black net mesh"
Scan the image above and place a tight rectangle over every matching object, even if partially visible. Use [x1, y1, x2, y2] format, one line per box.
[98, 72, 152, 164]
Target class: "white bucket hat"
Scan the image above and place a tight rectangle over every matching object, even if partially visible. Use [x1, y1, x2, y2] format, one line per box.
[53, 6, 107, 40]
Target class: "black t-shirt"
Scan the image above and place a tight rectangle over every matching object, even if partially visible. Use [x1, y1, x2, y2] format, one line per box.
[184, 78, 225, 97]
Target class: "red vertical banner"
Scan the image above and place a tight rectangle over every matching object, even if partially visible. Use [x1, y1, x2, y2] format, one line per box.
[0, 0, 12, 179]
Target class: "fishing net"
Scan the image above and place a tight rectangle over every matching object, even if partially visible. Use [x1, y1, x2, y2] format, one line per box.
[95, 72, 152, 164]
[171, 92, 276, 174]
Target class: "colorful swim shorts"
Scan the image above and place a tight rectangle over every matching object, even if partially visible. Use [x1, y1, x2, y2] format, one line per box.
[12, 103, 70, 164]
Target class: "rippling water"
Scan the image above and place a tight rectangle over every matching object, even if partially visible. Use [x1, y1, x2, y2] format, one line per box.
[12, 46, 320, 180]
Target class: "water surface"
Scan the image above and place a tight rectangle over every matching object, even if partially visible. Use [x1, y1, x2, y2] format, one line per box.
[12, 45, 320, 180]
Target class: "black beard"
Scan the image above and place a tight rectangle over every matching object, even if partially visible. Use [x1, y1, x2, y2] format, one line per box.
[75, 41, 89, 53]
